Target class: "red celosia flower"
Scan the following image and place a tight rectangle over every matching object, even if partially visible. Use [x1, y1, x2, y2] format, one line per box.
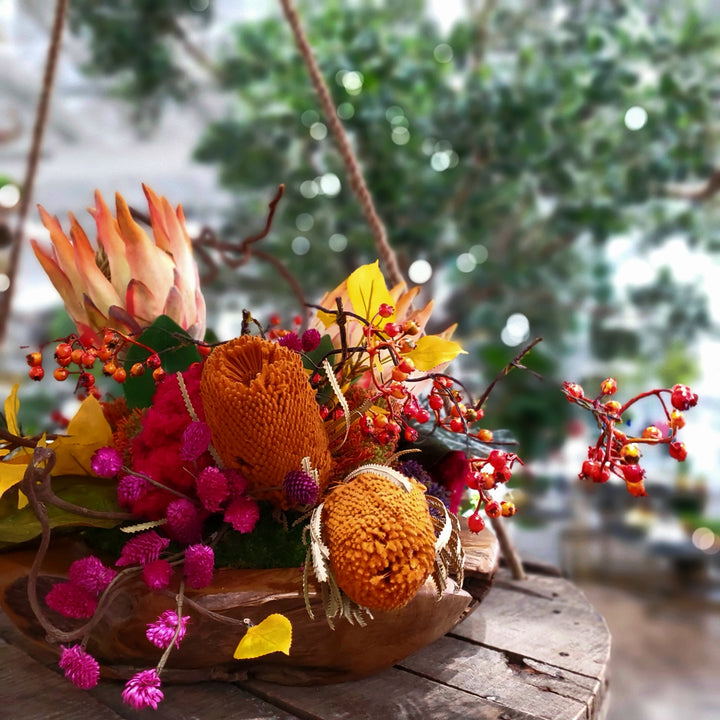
[223, 495, 260, 534]
[165, 498, 203, 544]
[59, 645, 100, 690]
[184, 544, 214, 589]
[145, 610, 190, 649]
[116, 530, 170, 567]
[122, 668, 164, 710]
[142, 559, 173, 591]
[45, 582, 97, 619]
[196, 467, 229, 512]
[68, 556, 116, 596]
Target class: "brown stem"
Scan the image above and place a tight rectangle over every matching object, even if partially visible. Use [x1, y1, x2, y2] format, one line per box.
[490, 515, 526, 580]
[0, 0, 68, 344]
[278, 0, 404, 288]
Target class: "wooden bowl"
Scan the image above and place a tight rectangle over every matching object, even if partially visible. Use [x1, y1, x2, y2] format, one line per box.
[0, 524, 498, 685]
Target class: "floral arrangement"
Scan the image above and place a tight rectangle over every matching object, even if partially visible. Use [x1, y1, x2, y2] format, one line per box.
[0, 186, 698, 710]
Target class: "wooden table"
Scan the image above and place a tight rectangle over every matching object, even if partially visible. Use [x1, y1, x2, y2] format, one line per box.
[0, 564, 610, 720]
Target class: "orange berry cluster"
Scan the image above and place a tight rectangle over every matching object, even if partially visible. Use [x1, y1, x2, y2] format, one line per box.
[466, 449, 521, 532]
[564, 378, 698, 497]
[25, 329, 168, 396]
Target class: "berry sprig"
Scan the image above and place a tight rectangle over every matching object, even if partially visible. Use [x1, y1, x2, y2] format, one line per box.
[466, 449, 521, 533]
[24, 329, 169, 396]
[564, 378, 698, 497]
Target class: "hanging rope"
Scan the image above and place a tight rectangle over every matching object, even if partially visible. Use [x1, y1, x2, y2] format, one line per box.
[278, 0, 404, 288]
[0, 0, 68, 344]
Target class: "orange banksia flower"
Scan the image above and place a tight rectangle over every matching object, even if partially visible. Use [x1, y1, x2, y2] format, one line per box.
[200, 335, 333, 507]
[322, 467, 436, 610]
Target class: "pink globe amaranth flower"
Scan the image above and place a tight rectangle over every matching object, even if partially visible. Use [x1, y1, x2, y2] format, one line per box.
[142, 558, 173, 591]
[116, 530, 170, 567]
[301, 328, 321, 352]
[184, 544, 214, 589]
[45, 582, 97, 619]
[225, 469, 249, 499]
[90, 446, 123, 478]
[196, 466, 229, 512]
[146, 610, 190, 649]
[122, 668, 164, 710]
[224, 495, 260, 533]
[59, 645, 100, 690]
[117, 472, 149, 509]
[31, 185, 206, 346]
[180, 421, 212, 461]
[165, 497, 203, 544]
[68, 556, 116, 596]
[278, 332, 303, 352]
[283, 470, 319, 506]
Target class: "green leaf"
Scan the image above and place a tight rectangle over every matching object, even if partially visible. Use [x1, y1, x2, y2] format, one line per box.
[0, 475, 122, 545]
[123, 315, 202, 409]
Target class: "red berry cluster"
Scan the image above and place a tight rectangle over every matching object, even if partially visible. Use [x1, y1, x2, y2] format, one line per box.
[564, 378, 698, 498]
[466, 449, 521, 532]
[24, 329, 170, 397]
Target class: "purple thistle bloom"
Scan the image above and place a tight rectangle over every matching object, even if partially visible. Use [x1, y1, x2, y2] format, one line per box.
[45, 582, 97, 619]
[121, 668, 164, 710]
[180, 421, 212, 461]
[196, 466, 229, 512]
[277, 332, 303, 352]
[301, 328, 321, 352]
[142, 558, 173, 591]
[184, 544, 214, 589]
[165, 497, 203, 544]
[223, 495, 260, 533]
[90, 447, 123, 478]
[283, 470, 319, 506]
[59, 645, 100, 690]
[116, 530, 170, 567]
[145, 609, 190, 649]
[68, 556, 116, 596]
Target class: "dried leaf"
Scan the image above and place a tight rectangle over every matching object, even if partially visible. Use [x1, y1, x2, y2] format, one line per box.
[233, 614, 292, 659]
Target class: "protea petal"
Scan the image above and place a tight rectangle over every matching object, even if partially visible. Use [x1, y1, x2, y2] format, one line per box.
[126, 279, 163, 326]
[162, 283, 187, 329]
[90, 191, 132, 296]
[82, 295, 111, 344]
[114, 193, 175, 304]
[30, 237, 87, 326]
[140, 184, 173, 253]
[68, 212, 122, 317]
[107, 306, 143, 337]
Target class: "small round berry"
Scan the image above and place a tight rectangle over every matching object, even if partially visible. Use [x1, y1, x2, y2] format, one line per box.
[146, 354, 162, 370]
[79, 373, 95, 388]
[53, 367, 69, 381]
[152, 367, 166, 382]
[391, 366, 408, 383]
[319, 406, 330, 420]
[563, 382, 584, 400]
[642, 426, 663, 441]
[103, 330, 118, 347]
[670, 384, 698, 411]
[476, 429, 494, 442]
[403, 426, 419, 442]
[465, 408, 478, 423]
[487, 449, 508, 471]
[481, 472, 495, 490]
[450, 403, 466, 418]
[198, 344, 212, 358]
[622, 464, 645, 483]
[668, 441, 688, 462]
[600, 377, 618, 396]
[55, 343, 73, 360]
[449, 417, 464, 433]
[416, 408, 431, 424]
[501, 501, 517, 517]
[467, 512, 485, 534]
[604, 400, 622, 415]
[130, 362, 145, 377]
[620, 443, 641, 464]
[112, 367, 127, 383]
[102, 362, 117, 377]
[383, 322, 400, 338]
[28, 366, 44, 381]
[269, 313, 282, 326]
[466, 472, 480, 490]
[428, 394, 444, 411]
[70, 348, 84, 365]
[26, 352, 42, 367]
[669, 409, 685, 430]
[397, 358, 415, 374]
[55, 355, 72, 367]
[403, 320, 419, 336]
[485, 501, 502, 519]
[378, 303, 394, 318]
[96, 346, 113, 362]
[373, 414, 389, 429]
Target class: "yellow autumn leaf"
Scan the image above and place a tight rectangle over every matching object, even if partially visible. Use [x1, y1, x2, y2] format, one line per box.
[407, 335, 466, 371]
[2, 384, 21, 456]
[346, 261, 395, 325]
[233, 613, 292, 660]
[0, 461, 27, 500]
[49, 396, 113, 476]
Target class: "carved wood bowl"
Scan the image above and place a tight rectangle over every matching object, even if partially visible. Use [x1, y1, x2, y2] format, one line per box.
[0, 523, 498, 686]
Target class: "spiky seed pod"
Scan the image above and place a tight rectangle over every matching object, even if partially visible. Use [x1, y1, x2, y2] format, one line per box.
[322, 467, 436, 611]
[200, 335, 333, 508]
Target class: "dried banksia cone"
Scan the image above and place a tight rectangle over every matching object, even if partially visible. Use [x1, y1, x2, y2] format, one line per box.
[200, 335, 333, 507]
[322, 466, 436, 611]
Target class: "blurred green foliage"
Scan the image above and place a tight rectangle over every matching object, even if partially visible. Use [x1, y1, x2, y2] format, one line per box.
[66, 0, 720, 457]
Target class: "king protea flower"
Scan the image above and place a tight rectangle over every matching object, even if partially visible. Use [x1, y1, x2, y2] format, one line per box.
[31, 185, 206, 345]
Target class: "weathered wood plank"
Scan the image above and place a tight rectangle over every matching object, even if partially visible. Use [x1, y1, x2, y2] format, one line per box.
[0, 637, 124, 719]
[400, 634, 599, 720]
[454, 569, 611, 682]
[89, 679, 302, 720]
[240, 667, 539, 720]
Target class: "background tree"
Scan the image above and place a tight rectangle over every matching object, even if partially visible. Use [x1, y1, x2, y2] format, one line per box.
[66, 0, 720, 458]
